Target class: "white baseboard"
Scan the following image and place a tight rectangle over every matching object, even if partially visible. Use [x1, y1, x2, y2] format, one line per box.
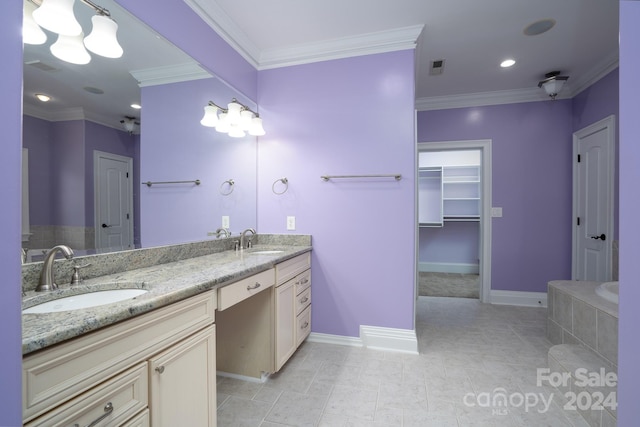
[419, 262, 479, 274]
[308, 326, 419, 355]
[490, 290, 547, 308]
[360, 325, 419, 354]
[216, 370, 269, 383]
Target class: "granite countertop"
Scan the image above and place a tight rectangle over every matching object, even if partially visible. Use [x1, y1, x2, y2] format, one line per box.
[22, 245, 311, 355]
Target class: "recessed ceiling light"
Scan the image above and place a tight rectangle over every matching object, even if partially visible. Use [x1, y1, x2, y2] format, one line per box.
[131, 103, 142, 109]
[500, 59, 516, 68]
[35, 93, 51, 102]
[524, 19, 556, 36]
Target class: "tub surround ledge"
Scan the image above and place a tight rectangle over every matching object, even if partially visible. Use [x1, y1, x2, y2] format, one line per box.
[21, 235, 311, 355]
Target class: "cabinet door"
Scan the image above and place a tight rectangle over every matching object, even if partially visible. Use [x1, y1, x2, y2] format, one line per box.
[275, 280, 296, 372]
[149, 325, 216, 427]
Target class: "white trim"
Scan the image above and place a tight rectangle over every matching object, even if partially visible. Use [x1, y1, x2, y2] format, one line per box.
[572, 115, 616, 281]
[130, 63, 211, 87]
[307, 326, 419, 354]
[307, 332, 363, 347]
[418, 262, 479, 274]
[360, 326, 418, 354]
[216, 370, 269, 383]
[490, 290, 547, 308]
[258, 25, 424, 70]
[417, 140, 492, 303]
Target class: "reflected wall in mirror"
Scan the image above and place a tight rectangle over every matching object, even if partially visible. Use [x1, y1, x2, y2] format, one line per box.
[21, 0, 258, 262]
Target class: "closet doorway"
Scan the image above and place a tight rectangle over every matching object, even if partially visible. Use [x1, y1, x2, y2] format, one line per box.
[417, 140, 492, 302]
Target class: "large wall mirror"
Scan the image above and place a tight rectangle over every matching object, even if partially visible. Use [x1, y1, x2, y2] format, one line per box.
[21, 0, 258, 262]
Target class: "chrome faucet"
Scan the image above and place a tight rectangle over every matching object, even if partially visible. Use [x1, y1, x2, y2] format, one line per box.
[239, 228, 256, 250]
[36, 245, 74, 292]
[215, 227, 231, 238]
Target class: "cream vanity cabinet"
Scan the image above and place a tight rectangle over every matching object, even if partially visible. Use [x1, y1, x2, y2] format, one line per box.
[275, 253, 311, 371]
[23, 291, 217, 427]
[216, 252, 311, 379]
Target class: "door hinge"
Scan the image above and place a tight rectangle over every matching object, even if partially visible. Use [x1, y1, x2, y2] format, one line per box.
[577, 154, 581, 163]
[577, 217, 580, 226]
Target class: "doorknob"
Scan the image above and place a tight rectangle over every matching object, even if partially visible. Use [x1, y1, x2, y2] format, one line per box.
[101, 223, 111, 228]
[590, 233, 606, 241]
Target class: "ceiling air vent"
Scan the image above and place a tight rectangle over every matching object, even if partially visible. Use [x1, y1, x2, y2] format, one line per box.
[429, 59, 445, 75]
[25, 60, 58, 72]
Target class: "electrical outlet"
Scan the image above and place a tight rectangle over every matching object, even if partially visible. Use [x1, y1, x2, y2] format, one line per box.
[286, 216, 296, 230]
[491, 207, 503, 218]
[222, 216, 230, 228]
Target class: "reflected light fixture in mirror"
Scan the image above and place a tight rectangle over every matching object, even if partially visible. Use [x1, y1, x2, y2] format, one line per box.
[538, 71, 569, 100]
[200, 98, 265, 137]
[27, 0, 123, 62]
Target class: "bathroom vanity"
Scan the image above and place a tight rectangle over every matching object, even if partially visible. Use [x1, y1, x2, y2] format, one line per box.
[21, 237, 312, 426]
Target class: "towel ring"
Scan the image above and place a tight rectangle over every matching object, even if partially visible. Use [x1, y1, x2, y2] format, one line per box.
[220, 179, 235, 195]
[272, 177, 288, 195]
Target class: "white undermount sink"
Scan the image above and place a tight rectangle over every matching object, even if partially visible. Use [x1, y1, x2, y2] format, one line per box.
[23, 289, 148, 314]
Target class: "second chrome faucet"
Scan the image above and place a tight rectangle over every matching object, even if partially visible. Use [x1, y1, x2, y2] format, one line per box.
[239, 228, 256, 250]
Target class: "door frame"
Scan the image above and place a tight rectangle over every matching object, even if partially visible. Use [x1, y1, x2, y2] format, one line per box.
[571, 115, 616, 280]
[417, 140, 492, 303]
[93, 150, 134, 251]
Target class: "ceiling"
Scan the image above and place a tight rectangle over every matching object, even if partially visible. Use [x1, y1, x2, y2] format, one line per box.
[23, 0, 619, 129]
[188, 0, 619, 109]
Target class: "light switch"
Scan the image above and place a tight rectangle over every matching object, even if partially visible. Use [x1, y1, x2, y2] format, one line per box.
[222, 216, 230, 228]
[287, 216, 296, 230]
[491, 207, 503, 218]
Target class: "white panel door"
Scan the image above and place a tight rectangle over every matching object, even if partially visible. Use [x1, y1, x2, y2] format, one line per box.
[573, 116, 615, 281]
[95, 151, 133, 252]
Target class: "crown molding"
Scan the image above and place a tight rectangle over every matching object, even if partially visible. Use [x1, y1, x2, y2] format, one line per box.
[23, 104, 125, 131]
[130, 63, 211, 87]
[568, 52, 619, 97]
[183, 0, 261, 68]
[258, 25, 424, 70]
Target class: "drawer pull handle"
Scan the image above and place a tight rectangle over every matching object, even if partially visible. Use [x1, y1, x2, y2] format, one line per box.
[247, 282, 261, 291]
[297, 278, 309, 285]
[300, 296, 309, 304]
[86, 402, 114, 427]
[155, 365, 165, 374]
[301, 321, 309, 329]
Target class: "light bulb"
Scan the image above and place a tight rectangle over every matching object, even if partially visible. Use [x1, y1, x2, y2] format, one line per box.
[228, 125, 246, 138]
[23, 1, 47, 45]
[248, 117, 266, 136]
[84, 15, 123, 58]
[240, 110, 253, 131]
[215, 113, 230, 133]
[50, 32, 91, 65]
[200, 105, 219, 127]
[226, 101, 242, 125]
[33, 0, 82, 36]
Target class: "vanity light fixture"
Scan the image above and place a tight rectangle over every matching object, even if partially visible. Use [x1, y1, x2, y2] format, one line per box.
[200, 98, 266, 137]
[26, 0, 123, 62]
[538, 71, 569, 100]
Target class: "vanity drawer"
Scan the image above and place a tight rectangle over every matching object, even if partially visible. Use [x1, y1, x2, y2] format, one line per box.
[218, 268, 275, 311]
[276, 252, 310, 285]
[294, 269, 311, 295]
[122, 409, 149, 427]
[23, 291, 216, 423]
[25, 362, 148, 427]
[296, 305, 311, 346]
[296, 286, 311, 316]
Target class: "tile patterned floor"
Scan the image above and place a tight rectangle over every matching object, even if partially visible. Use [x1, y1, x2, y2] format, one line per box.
[418, 272, 480, 299]
[216, 297, 591, 426]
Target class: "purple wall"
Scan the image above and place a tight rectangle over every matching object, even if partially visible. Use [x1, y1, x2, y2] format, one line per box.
[23, 117, 138, 230]
[0, 0, 24, 423]
[618, 2, 640, 423]
[419, 222, 480, 265]
[139, 77, 257, 247]
[257, 51, 417, 336]
[114, 0, 257, 101]
[418, 101, 574, 292]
